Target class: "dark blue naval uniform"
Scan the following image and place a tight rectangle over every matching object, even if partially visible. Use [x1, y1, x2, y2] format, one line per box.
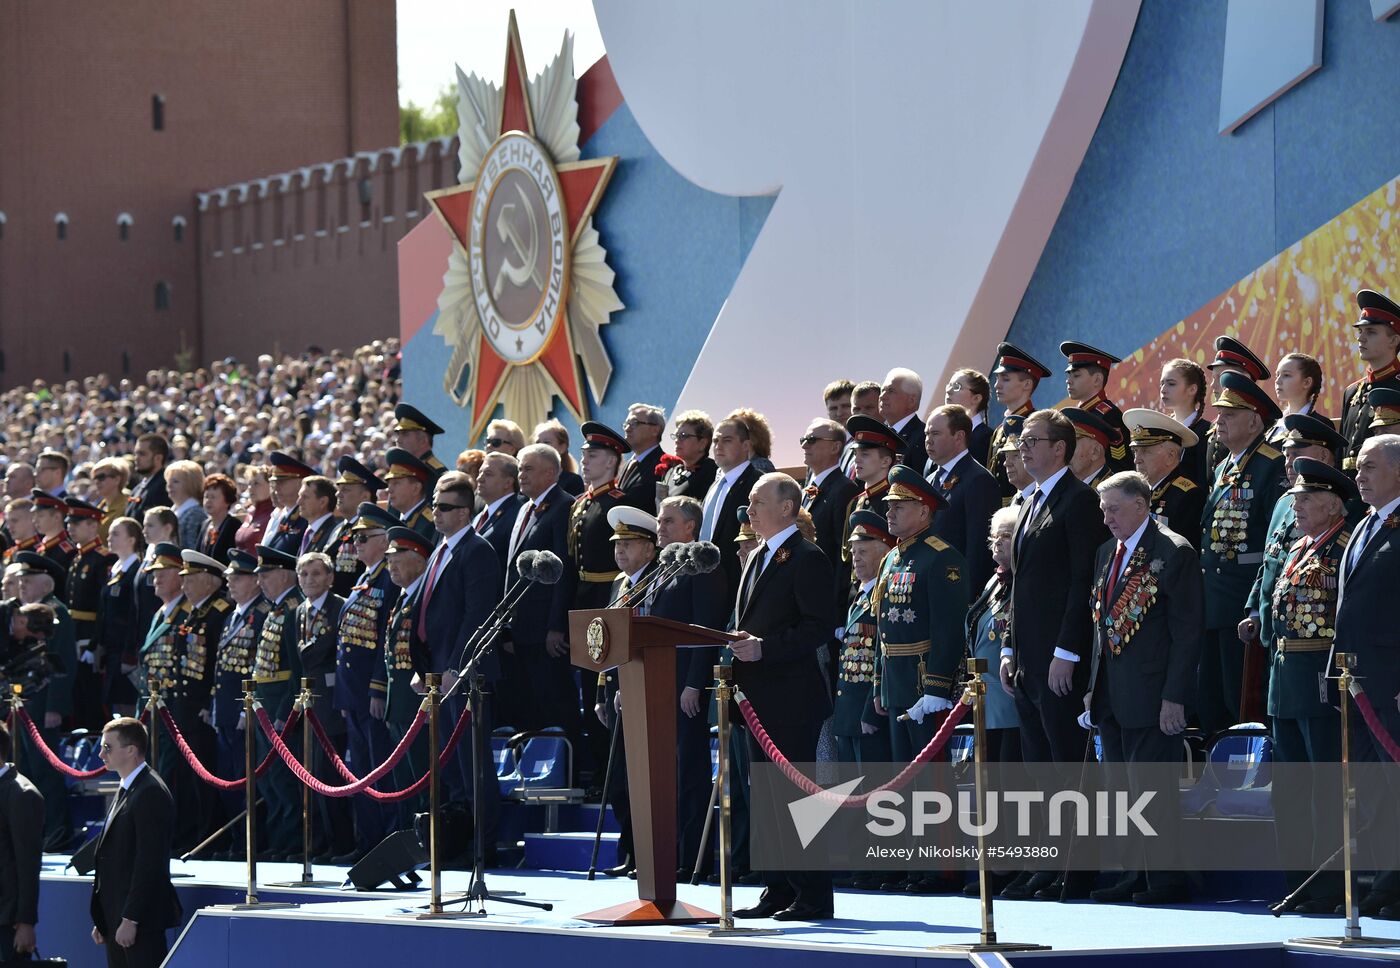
[213, 596, 271, 812]
[253, 587, 304, 855]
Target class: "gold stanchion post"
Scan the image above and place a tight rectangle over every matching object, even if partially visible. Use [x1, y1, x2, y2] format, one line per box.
[273, 678, 337, 887]
[407, 674, 477, 920]
[1291, 653, 1400, 949]
[933, 658, 1048, 953]
[145, 677, 160, 768]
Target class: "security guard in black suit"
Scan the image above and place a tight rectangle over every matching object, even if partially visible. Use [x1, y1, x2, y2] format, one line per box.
[988, 342, 1051, 504]
[383, 448, 437, 546]
[1340, 289, 1400, 475]
[327, 456, 386, 596]
[1203, 336, 1271, 475]
[393, 403, 448, 477]
[64, 497, 113, 729]
[1060, 341, 1130, 472]
[251, 545, 304, 858]
[264, 452, 314, 555]
[1199, 371, 1284, 733]
[570, 422, 634, 611]
[1124, 409, 1205, 551]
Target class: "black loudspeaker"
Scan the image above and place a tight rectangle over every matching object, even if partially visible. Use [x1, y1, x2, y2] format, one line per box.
[412, 804, 474, 862]
[68, 835, 98, 876]
[347, 830, 428, 891]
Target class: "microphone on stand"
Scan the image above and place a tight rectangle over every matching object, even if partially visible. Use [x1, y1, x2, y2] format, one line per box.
[607, 543, 681, 608]
[444, 550, 547, 692]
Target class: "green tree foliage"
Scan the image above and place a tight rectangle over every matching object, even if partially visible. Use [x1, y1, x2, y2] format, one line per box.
[400, 85, 458, 144]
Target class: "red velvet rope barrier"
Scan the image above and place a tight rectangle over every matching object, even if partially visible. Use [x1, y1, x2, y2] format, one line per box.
[254, 703, 452, 801]
[155, 706, 301, 791]
[300, 706, 436, 802]
[14, 707, 110, 778]
[737, 690, 970, 808]
[1349, 681, 1400, 762]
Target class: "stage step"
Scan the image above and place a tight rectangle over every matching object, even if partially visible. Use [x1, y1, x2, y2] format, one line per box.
[523, 830, 618, 871]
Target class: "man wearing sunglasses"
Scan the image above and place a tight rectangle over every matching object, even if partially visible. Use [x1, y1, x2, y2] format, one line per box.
[618, 403, 668, 513]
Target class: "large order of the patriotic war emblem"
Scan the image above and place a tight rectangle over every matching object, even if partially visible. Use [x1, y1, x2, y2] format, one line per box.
[427, 11, 622, 443]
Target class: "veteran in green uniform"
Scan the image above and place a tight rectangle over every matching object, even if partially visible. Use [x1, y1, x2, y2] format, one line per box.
[251, 544, 305, 859]
[380, 526, 433, 824]
[832, 510, 894, 768]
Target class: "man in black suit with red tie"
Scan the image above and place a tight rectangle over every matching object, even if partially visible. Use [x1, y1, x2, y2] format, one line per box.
[730, 473, 835, 923]
[999, 409, 1107, 900]
[90, 717, 181, 968]
[471, 452, 526, 573]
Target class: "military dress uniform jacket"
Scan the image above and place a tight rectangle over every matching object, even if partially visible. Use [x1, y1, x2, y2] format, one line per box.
[832, 582, 880, 738]
[1246, 494, 1299, 653]
[1079, 391, 1132, 472]
[334, 560, 395, 715]
[175, 593, 233, 717]
[401, 501, 437, 547]
[2, 535, 37, 565]
[253, 589, 305, 723]
[213, 597, 271, 728]
[1339, 359, 1400, 473]
[1181, 416, 1213, 489]
[872, 527, 970, 710]
[569, 483, 629, 610]
[381, 584, 424, 724]
[263, 507, 308, 556]
[138, 599, 188, 709]
[1268, 521, 1350, 719]
[296, 594, 346, 730]
[988, 403, 1034, 503]
[1200, 434, 1285, 629]
[1087, 520, 1203, 730]
[67, 540, 115, 642]
[841, 479, 890, 564]
[1150, 470, 1206, 552]
[37, 532, 76, 590]
[327, 517, 365, 598]
[20, 595, 76, 720]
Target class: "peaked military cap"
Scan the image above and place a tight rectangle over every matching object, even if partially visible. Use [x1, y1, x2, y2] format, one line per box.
[225, 549, 259, 576]
[255, 544, 299, 573]
[845, 414, 902, 454]
[1356, 289, 1400, 335]
[385, 525, 433, 558]
[12, 550, 65, 583]
[29, 489, 66, 512]
[1287, 456, 1358, 503]
[1209, 336, 1270, 381]
[991, 342, 1051, 380]
[1283, 411, 1347, 452]
[179, 549, 225, 577]
[580, 421, 631, 455]
[1123, 408, 1198, 449]
[349, 501, 399, 533]
[1059, 341, 1121, 372]
[63, 497, 104, 521]
[885, 464, 947, 512]
[847, 509, 897, 547]
[1213, 370, 1281, 421]
[144, 542, 184, 572]
[1061, 407, 1114, 448]
[1368, 386, 1400, 429]
[382, 448, 433, 483]
[735, 505, 757, 543]
[998, 414, 1027, 453]
[394, 403, 445, 437]
[268, 451, 317, 480]
[607, 505, 657, 542]
[335, 455, 387, 492]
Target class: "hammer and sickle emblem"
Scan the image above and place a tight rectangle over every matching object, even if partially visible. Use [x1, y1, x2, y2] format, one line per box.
[492, 181, 545, 301]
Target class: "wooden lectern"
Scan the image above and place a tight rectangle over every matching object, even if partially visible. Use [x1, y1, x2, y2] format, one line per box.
[569, 607, 735, 925]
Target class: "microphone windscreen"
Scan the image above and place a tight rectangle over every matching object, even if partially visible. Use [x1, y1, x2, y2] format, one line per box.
[657, 543, 681, 569]
[677, 542, 701, 576]
[532, 550, 564, 585]
[691, 541, 722, 574]
[515, 549, 540, 580]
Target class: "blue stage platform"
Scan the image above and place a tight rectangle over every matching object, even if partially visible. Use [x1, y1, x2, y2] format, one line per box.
[31, 853, 1400, 968]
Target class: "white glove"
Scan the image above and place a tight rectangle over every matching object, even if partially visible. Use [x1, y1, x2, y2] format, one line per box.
[1077, 710, 1095, 730]
[80, 649, 97, 668]
[905, 695, 953, 724]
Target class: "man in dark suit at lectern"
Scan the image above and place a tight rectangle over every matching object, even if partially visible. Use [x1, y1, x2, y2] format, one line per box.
[90, 716, 181, 968]
[730, 472, 835, 922]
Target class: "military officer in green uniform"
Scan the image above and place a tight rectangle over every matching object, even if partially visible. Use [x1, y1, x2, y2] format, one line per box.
[393, 403, 449, 477]
[136, 543, 186, 711]
[988, 343, 1051, 503]
[327, 456, 386, 597]
[1199, 370, 1284, 733]
[1258, 458, 1353, 912]
[569, 422, 633, 611]
[1204, 336, 1272, 475]
[251, 544, 305, 859]
[1059, 341, 1131, 472]
[1125, 409, 1204, 551]
[63, 497, 114, 729]
[1340, 289, 1400, 475]
[384, 448, 437, 547]
[832, 509, 894, 768]
[379, 525, 433, 825]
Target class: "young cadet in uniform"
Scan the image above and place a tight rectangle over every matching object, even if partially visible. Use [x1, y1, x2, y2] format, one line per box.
[334, 504, 398, 860]
[1258, 458, 1353, 913]
[988, 342, 1051, 503]
[392, 403, 448, 477]
[211, 549, 270, 857]
[1203, 336, 1272, 475]
[1059, 341, 1130, 472]
[1124, 409, 1204, 551]
[1062, 407, 1116, 489]
[383, 448, 437, 546]
[251, 545, 304, 860]
[871, 466, 969, 894]
[380, 526, 433, 826]
[832, 510, 894, 769]
[64, 497, 113, 729]
[326, 457, 386, 596]
[569, 422, 633, 611]
[840, 415, 901, 560]
[1340, 288, 1400, 475]
[173, 550, 234, 849]
[31, 490, 75, 581]
[263, 452, 315, 555]
[1199, 371, 1284, 733]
